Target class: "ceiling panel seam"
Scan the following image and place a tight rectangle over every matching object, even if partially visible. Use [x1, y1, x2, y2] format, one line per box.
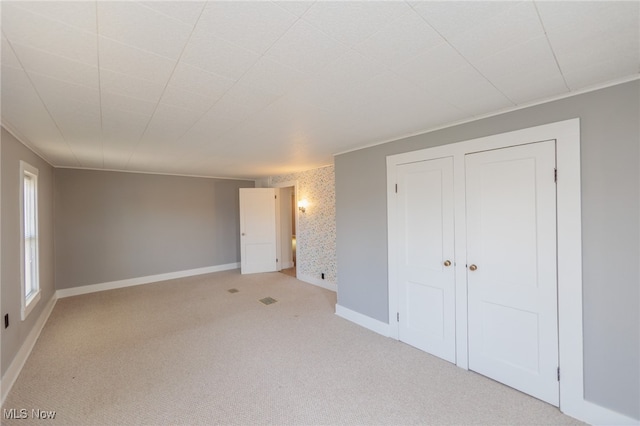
[1, 32, 81, 167]
[122, 1, 208, 170]
[169, 4, 309, 166]
[405, 2, 517, 109]
[532, 1, 571, 93]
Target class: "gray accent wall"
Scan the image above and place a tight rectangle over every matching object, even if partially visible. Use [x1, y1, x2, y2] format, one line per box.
[1, 128, 56, 377]
[335, 80, 639, 419]
[54, 169, 253, 289]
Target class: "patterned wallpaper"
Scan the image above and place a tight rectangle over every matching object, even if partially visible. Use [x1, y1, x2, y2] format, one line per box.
[260, 165, 337, 286]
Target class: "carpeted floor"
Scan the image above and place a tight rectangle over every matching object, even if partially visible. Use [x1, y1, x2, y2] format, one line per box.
[2, 270, 583, 425]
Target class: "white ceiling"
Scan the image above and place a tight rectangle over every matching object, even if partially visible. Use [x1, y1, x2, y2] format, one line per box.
[1, 1, 638, 179]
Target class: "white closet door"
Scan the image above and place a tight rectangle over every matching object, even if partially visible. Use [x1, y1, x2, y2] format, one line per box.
[396, 157, 456, 362]
[465, 140, 559, 406]
[239, 188, 277, 274]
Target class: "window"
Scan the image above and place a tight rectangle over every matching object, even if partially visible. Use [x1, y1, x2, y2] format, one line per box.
[20, 161, 40, 320]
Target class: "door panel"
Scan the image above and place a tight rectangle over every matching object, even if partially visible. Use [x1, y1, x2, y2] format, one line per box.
[466, 140, 558, 405]
[397, 157, 455, 362]
[240, 188, 277, 274]
[406, 282, 444, 337]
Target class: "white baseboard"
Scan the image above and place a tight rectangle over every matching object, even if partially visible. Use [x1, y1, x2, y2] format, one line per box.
[56, 263, 240, 298]
[1, 293, 57, 405]
[296, 272, 337, 292]
[567, 399, 640, 426]
[335, 304, 390, 337]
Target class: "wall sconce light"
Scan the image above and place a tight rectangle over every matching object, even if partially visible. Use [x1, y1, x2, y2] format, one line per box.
[298, 199, 309, 213]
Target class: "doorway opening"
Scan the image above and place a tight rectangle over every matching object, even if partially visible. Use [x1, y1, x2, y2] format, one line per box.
[274, 183, 298, 278]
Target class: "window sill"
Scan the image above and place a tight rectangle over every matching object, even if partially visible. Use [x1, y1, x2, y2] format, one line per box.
[22, 290, 41, 321]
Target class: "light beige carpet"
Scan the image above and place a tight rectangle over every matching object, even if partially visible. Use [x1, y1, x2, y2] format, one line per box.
[2, 270, 583, 425]
[280, 267, 296, 278]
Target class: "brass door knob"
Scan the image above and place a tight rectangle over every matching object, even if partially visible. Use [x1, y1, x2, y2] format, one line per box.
[469, 264, 478, 271]
[444, 260, 452, 267]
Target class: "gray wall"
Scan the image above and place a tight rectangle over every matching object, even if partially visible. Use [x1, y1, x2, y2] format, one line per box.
[1, 128, 56, 377]
[335, 80, 639, 419]
[54, 169, 253, 289]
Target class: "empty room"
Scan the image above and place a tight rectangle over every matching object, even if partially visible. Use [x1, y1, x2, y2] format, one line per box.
[1, 1, 638, 425]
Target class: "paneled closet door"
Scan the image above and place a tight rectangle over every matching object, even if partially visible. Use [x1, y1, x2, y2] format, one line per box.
[465, 140, 559, 406]
[396, 157, 456, 363]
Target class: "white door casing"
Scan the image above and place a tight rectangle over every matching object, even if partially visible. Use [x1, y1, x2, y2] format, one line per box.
[278, 187, 294, 270]
[269, 180, 299, 273]
[239, 188, 277, 274]
[386, 119, 601, 423]
[466, 141, 559, 406]
[395, 157, 456, 362]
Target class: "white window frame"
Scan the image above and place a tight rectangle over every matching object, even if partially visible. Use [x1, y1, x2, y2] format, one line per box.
[20, 160, 41, 320]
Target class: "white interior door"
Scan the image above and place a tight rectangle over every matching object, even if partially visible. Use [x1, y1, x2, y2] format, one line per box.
[239, 188, 277, 274]
[465, 140, 559, 406]
[396, 157, 456, 363]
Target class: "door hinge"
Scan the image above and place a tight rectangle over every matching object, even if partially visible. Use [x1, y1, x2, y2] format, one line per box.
[557, 367, 560, 381]
[395, 183, 398, 193]
[275, 195, 277, 199]
[397, 312, 399, 322]
[554, 168, 557, 183]
[276, 258, 279, 263]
